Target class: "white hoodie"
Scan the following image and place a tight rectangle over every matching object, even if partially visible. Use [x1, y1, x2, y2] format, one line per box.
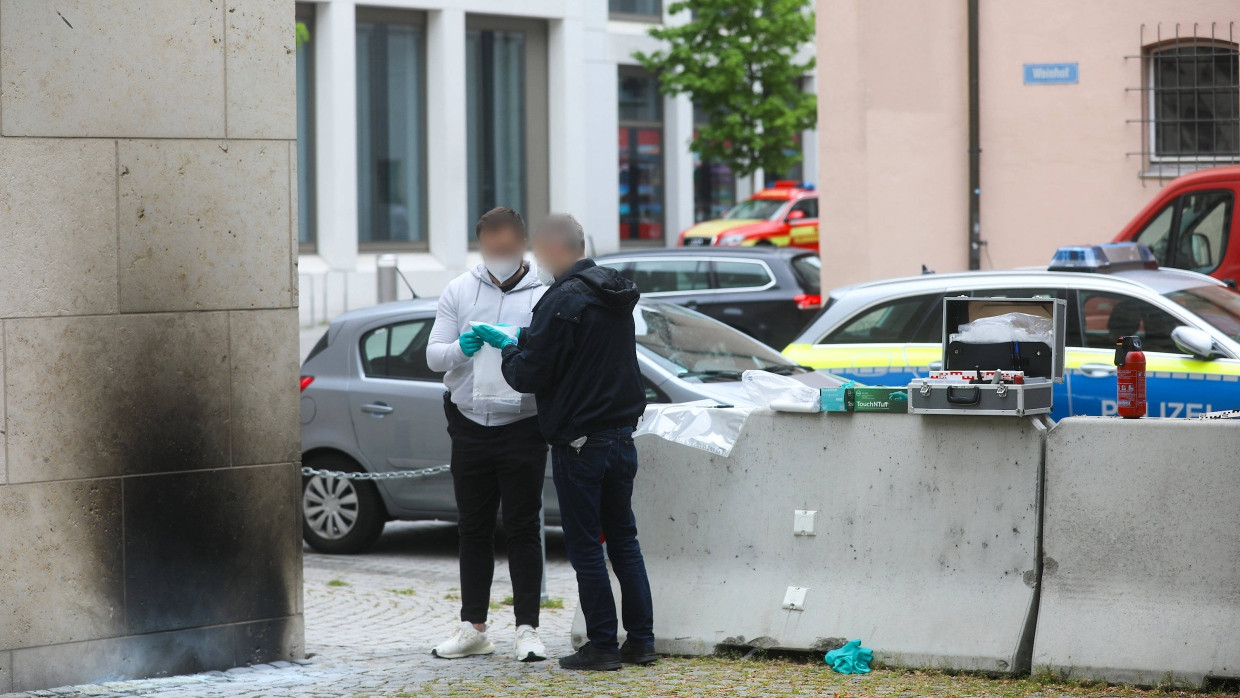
[426, 262, 547, 426]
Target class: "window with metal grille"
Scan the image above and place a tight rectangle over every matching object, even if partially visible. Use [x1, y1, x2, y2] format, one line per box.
[1150, 43, 1239, 161]
[1129, 24, 1239, 175]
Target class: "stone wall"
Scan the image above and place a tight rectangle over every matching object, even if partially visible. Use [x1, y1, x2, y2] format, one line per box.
[0, 1, 302, 692]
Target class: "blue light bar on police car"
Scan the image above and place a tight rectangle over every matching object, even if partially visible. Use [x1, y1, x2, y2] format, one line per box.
[1048, 242, 1158, 273]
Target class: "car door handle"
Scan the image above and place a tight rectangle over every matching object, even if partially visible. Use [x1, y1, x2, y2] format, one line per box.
[361, 402, 394, 415]
[1079, 363, 1117, 378]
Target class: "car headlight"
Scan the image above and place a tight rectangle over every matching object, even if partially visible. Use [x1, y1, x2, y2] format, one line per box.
[717, 233, 746, 246]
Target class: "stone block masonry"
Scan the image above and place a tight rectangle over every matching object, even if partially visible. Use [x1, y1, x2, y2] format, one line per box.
[0, 0, 302, 692]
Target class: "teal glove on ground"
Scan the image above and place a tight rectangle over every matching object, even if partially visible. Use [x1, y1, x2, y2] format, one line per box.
[824, 639, 873, 674]
[472, 323, 516, 350]
[458, 331, 484, 357]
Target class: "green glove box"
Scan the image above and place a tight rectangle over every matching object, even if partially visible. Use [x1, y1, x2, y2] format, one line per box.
[820, 386, 909, 413]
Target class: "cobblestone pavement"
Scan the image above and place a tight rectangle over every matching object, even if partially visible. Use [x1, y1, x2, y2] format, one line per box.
[2, 522, 584, 698]
[8, 520, 1238, 697]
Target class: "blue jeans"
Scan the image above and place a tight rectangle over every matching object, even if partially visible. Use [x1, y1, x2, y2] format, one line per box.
[551, 427, 654, 652]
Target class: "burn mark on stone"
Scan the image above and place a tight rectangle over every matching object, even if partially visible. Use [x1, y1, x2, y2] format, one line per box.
[123, 465, 298, 635]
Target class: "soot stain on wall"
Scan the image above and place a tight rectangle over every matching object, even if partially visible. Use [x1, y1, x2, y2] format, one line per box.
[110, 319, 299, 658]
[123, 464, 298, 634]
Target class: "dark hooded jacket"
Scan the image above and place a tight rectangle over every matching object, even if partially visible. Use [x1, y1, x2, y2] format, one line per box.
[500, 258, 646, 445]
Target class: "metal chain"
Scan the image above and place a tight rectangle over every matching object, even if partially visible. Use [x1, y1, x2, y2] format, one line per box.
[1197, 409, 1240, 420]
[299, 464, 451, 480]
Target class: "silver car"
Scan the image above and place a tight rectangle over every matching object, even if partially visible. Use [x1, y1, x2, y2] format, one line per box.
[300, 298, 840, 553]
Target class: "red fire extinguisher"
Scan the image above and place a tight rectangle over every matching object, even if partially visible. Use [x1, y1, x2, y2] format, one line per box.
[1114, 335, 1146, 419]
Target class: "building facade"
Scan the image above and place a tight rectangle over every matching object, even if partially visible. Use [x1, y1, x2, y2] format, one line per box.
[296, 0, 817, 325]
[0, 1, 302, 691]
[816, 1, 1239, 287]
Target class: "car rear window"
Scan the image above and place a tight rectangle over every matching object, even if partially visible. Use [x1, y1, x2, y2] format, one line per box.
[359, 320, 444, 381]
[714, 260, 773, 289]
[629, 259, 710, 294]
[791, 254, 821, 295]
[304, 330, 329, 365]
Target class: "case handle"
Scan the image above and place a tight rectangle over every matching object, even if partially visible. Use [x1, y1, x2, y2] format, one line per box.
[946, 385, 981, 406]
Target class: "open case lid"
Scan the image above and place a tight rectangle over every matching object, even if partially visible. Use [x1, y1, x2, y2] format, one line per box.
[941, 296, 1067, 382]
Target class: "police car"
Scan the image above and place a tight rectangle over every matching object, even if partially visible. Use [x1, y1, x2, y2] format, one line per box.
[784, 244, 1240, 420]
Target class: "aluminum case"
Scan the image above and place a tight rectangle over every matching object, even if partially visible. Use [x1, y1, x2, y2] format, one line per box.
[910, 296, 1067, 416]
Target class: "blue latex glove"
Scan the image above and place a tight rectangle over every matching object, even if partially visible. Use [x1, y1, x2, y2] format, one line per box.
[458, 331, 484, 357]
[824, 639, 873, 674]
[473, 323, 516, 350]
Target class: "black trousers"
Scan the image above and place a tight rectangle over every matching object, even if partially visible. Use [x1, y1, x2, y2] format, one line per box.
[445, 396, 549, 628]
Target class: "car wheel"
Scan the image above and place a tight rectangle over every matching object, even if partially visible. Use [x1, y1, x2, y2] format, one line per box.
[301, 453, 386, 554]
[753, 239, 775, 247]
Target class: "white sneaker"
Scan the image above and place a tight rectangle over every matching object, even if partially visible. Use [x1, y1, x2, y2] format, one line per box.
[431, 621, 496, 659]
[515, 624, 548, 662]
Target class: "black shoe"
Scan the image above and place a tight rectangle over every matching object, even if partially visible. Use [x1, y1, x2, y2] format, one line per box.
[620, 640, 658, 665]
[558, 642, 622, 671]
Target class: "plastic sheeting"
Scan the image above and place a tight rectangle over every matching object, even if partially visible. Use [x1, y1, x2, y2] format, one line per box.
[950, 312, 1054, 345]
[633, 400, 753, 457]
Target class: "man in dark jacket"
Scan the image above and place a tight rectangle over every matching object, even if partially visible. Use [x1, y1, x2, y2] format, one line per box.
[471, 213, 655, 672]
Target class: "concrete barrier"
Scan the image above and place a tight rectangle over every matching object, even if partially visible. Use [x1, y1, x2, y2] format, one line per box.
[1033, 417, 1240, 686]
[575, 409, 1049, 672]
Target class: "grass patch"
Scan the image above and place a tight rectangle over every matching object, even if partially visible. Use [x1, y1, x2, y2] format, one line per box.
[389, 588, 417, 596]
[541, 597, 564, 609]
[395, 654, 1240, 698]
[443, 592, 460, 601]
[326, 579, 349, 587]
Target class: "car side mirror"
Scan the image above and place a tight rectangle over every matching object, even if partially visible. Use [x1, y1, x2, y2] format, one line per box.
[1171, 325, 1217, 360]
[786, 209, 806, 221]
[1188, 232, 1213, 269]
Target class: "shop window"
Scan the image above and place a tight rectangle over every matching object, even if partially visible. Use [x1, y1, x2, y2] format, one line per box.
[692, 103, 735, 222]
[618, 68, 665, 244]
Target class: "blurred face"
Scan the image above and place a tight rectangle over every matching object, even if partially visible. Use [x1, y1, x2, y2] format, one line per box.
[532, 235, 579, 280]
[478, 223, 526, 282]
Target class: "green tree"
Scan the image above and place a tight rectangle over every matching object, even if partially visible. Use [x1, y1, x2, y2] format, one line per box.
[636, 0, 816, 183]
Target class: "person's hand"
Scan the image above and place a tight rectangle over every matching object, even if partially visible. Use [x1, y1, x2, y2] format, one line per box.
[458, 331, 484, 357]
[473, 323, 516, 350]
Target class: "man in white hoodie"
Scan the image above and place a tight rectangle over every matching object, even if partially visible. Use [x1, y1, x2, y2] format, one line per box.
[425, 207, 549, 662]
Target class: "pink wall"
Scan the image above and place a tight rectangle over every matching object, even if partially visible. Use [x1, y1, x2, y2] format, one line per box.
[817, 0, 1240, 290]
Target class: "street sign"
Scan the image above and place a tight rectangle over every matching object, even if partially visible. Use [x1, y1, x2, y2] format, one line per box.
[1023, 63, 1078, 85]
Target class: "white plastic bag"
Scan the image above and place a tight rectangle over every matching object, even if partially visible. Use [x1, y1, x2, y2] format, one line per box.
[741, 370, 820, 411]
[633, 400, 753, 457]
[471, 324, 523, 413]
